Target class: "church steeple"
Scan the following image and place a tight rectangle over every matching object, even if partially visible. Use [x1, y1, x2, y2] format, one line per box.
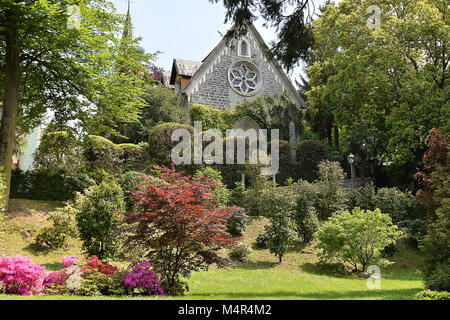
[122, 0, 133, 41]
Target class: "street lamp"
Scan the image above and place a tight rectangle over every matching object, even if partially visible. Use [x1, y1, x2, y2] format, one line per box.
[348, 153, 355, 191]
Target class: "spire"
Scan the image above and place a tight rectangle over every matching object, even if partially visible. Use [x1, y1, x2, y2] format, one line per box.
[122, 0, 133, 41]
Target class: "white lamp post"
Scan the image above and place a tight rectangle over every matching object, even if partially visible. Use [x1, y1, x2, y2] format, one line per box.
[348, 153, 355, 191]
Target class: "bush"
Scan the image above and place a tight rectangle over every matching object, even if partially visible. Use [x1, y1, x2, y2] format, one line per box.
[34, 203, 78, 250]
[118, 171, 147, 211]
[255, 233, 269, 249]
[226, 209, 248, 236]
[241, 174, 274, 216]
[195, 167, 231, 207]
[117, 143, 148, 171]
[189, 104, 236, 133]
[75, 180, 125, 261]
[0, 256, 46, 295]
[315, 161, 348, 220]
[34, 130, 84, 172]
[374, 188, 413, 224]
[296, 140, 328, 181]
[291, 180, 320, 243]
[348, 183, 377, 211]
[83, 135, 122, 173]
[124, 261, 165, 296]
[415, 290, 450, 300]
[229, 242, 251, 262]
[315, 208, 402, 272]
[148, 122, 194, 166]
[260, 187, 297, 262]
[121, 166, 237, 296]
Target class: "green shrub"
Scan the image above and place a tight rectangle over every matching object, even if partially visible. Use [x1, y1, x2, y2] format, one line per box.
[296, 140, 328, 181]
[34, 131, 84, 172]
[118, 171, 147, 211]
[148, 122, 194, 166]
[83, 135, 122, 173]
[415, 290, 450, 300]
[315, 208, 402, 272]
[117, 144, 148, 171]
[241, 174, 274, 216]
[374, 187, 413, 224]
[261, 187, 297, 262]
[255, 233, 269, 249]
[34, 203, 78, 250]
[291, 180, 320, 243]
[226, 209, 248, 237]
[229, 242, 252, 262]
[195, 167, 231, 207]
[348, 183, 377, 211]
[75, 180, 125, 261]
[74, 269, 127, 297]
[315, 160, 348, 220]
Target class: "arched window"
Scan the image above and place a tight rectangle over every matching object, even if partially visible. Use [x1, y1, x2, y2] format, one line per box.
[239, 40, 250, 57]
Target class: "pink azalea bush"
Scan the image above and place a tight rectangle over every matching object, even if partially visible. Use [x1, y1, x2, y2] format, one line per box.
[0, 256, 46, 295]
[124, 261, 165, 296]
[62, 255, 79, 268]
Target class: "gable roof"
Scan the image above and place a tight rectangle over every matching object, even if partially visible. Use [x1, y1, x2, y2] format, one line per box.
[169, 59, 203, 85]
[182, 23, 307, 108]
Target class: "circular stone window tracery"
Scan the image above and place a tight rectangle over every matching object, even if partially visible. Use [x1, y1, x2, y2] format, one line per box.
[228, 61, 262, 96]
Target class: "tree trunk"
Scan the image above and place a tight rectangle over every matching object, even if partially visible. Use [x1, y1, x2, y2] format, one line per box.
[0, 11, 20, 211]
[334, 125, 340, 151]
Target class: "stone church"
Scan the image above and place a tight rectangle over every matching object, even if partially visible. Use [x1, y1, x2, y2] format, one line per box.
[165, 24, 306, 112]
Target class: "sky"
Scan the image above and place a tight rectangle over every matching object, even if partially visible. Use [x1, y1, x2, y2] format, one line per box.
[110, 0, 326, 83]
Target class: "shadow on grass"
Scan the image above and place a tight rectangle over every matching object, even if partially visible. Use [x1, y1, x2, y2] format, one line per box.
[188, 288, 421, 300]
[42, 262, 63, 272]
[301, 262, 350, 278]
[234, 260, 278, 270]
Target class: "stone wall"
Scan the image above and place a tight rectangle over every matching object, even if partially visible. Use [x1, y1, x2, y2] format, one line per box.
[189, 38, 285, 111]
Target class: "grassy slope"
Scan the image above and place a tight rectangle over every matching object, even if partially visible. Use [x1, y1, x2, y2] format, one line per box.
[0, 200, 424, 300]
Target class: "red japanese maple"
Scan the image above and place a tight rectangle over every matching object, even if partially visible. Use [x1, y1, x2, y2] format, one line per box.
[121, 166, 237, 295]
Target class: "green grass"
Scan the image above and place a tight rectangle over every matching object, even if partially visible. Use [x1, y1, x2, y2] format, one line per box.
[0, 201, 425, 300]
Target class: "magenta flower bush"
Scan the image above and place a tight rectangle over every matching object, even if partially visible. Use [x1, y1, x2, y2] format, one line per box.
[0, 256, 46, 295]
[124, 261, 165, 296]
[62, 255, 79, 268]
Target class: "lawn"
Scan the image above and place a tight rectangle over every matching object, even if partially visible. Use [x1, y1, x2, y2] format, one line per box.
[0, 199, 424, 300]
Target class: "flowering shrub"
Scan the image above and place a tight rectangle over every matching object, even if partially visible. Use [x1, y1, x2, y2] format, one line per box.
[124, 261, 165, 296]
[84, 255, 118, 275]
[0, 256, 46, 295]
[62, 255, 79, 268]
[229, 242, 252, 262]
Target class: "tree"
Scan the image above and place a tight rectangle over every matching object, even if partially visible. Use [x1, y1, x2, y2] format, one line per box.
[120, 166, 237, 295]
[307, 0, 449, 168]
[260, 186, 297, 263]
[315, 208, 402, 272]
[0, 0, 154, 207]
[75, 179, 125, 261]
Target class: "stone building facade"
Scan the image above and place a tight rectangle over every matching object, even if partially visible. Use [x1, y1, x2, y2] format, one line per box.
[168, 24, 306, 111]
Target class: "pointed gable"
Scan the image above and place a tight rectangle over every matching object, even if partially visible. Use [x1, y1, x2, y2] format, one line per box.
[171, 23, 306, 110]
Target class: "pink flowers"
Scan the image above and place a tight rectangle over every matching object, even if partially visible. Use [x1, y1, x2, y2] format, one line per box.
[0, 256, 46, 296]
[124, 261, 165, 296]
[62, 255, 79, 268]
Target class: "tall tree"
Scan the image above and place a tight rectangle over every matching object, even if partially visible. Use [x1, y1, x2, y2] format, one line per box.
[0, 0, 153, 206]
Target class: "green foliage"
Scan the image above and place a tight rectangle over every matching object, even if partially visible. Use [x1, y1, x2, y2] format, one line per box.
[117, 171, 147, 211]
[195, 167, 231, 207]
[83, 135, 122, 173]
[374, 188, 414, 225]
[75, 180, 125, 261]
[315, 160, 348, 220]
[415, 290, 450, 301]
[34, 203, 78, 250]
[255, 232, 269, 249]
[291, 180, 320, 243]
[241, 174, 274, 216]
[34, 131, 84, 172]
[117, 144, 148, 172]
[235, 94, 304, 142]
[10, 169, 95, 201]
[226, 210, 248, 237]
[148, 122, 194, 166]
[348, 183, 377, 211]
[122, 85, 189, 144]
[315, 208, 402, 272]
[190, 104, 237, 133]
[296, 140, 328, 181]
[74, 269, 127, 297]
[260, 187, 297, 262]
[228, 242, 252, 262]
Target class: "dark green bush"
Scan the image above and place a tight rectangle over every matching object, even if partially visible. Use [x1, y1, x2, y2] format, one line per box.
[226, 209, 248, 237]
[83, 135, 122, 173]
[189, 104, 236, 133]
[374, 187, 413, 224]
[291, 181, 320, 243]
[255, 232, 269, 249]
[118, 171, 147, 211]
[148, 122, 194, 166]
[117, 143, 149, 172]
[296, 140, 328, 182]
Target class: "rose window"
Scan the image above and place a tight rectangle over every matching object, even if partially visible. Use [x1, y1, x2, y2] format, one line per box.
[228, 61, 262, 96]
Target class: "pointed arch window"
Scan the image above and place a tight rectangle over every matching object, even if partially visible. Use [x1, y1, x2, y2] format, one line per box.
[238, 40, 250, 57]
